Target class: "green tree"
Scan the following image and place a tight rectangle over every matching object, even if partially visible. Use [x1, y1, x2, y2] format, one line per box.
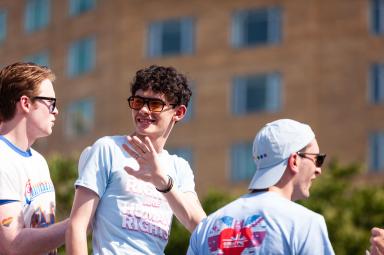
[300, 160, 384, 255]
[49, 155, 78, 254]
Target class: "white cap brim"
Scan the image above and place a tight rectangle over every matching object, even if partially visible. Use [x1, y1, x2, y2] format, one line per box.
[248, 158, 288, 190]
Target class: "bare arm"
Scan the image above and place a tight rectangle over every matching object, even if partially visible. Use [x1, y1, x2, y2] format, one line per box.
[66, 186, 99, 255]
[123, 135, 206, 233]
[162, 189, 206, 232]
[0, 202, 68, 255]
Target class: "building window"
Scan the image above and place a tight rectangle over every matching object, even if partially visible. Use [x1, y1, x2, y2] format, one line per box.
[148, 17, 194, 57]
[369, 132, 384, 171]
[24, 0, 51, 33]
[232, 72, 281, 115]
[25, 51, 49, 67]
[230, 141, 255, 182]
[68, 36, 96, 77]
[0, 10, 6, 42]
[167, 147, 194, 169]
[69, 0, 96, 16]
[370, 63, 384, 104]
[371, 0, 384, 35]
[231, 7, 281, 48]
[65, 98, 94, 138]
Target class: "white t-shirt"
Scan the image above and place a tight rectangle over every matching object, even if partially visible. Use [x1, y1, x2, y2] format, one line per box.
[75, 136, 197, 255]
[0, 135, 56, 254]
[188, 191, 335, 255]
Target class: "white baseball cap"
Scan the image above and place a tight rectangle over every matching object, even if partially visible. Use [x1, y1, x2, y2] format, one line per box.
[248, 119, 315, 190]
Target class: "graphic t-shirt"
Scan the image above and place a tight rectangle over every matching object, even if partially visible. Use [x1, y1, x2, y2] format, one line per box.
[0, 135, 56, 255]
[75, 136, 197, 255]
[188, 192, 335, 255]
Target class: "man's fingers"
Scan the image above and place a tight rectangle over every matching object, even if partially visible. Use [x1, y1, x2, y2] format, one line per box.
[144, 136, 156, 153]
[124, 166, 136, 175]
[122, 143, 139, 158]
[131, 136, 149, 153]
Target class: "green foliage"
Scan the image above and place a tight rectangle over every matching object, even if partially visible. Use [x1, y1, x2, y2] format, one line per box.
[49, 155, 78, 220]
[201, 190, 237, 215]
[300, 160, 384, 255]
[164, 219, 191, 254]
[48, 155, 78, 255]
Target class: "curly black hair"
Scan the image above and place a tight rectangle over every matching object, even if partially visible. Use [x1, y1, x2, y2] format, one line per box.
[130, 65, 192, 107]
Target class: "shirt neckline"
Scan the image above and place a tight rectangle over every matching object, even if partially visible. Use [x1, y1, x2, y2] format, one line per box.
[0, 135, 32, 157]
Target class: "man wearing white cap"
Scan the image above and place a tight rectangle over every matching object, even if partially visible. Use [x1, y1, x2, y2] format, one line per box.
[187, 119, 335, 255]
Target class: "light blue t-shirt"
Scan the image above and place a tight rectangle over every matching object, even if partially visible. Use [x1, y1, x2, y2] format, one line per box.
[75, 136, 197, 255]
[187, 191, 335, 255]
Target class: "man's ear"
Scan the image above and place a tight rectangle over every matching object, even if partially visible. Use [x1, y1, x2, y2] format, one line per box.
[173, 105, 187, 122]
[19, 95, 32, 113]
[288, 153, 300, 174]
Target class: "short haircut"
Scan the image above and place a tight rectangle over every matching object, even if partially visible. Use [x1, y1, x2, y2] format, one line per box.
[0, 62, 55, 122]
[130, 65, 192, 107]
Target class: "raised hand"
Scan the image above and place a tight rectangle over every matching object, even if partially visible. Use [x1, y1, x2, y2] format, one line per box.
[122, 135, 168, 188]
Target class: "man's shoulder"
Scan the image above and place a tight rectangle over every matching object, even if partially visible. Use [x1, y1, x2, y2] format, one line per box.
[92, 135, 126, 149]
[268, 193, 322, 218]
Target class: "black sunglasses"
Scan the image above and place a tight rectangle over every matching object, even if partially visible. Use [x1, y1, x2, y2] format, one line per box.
[297, 152, 326, 168]
[33, 96, 57, 113]
[127, 96, 176, 112]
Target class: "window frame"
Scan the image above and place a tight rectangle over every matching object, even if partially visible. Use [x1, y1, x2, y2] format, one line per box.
[230, 141, 255, 182]
[0, 10, 6, 42]
[231, 6, 282, 48]
[65, 98, 95, 138]
[148, 17, 194, 58]
[67, 36, 96, 77]
[24, 0, 51, 33]
[369, 132, 384, 171]
[24, 50, 49, 67]
[369, 63, 384, 104]
[232, 72, 282, 115]
[370, 0, 384, 35]
[69, 0, 96, 16]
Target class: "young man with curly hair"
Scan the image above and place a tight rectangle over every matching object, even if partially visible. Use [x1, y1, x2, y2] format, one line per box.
[66, 65, 206, 254]
[0, 62, 67, 255]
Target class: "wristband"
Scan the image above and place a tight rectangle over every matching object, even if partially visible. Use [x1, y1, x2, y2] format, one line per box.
[156, 175, 174, 193]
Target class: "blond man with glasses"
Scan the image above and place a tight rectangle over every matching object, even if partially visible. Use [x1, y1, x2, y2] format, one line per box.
[0, 62, 67, 255]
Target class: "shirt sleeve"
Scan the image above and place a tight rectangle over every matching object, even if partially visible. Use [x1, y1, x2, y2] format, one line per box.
[0, 167, 22, 201]
[299, 215, 335, 255]
[75, 138, 113, 198]
[186, 223, 200, 255]
[174, 157, 196, 194]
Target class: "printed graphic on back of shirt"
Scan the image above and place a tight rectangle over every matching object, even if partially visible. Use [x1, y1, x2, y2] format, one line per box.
[207, 214, 267, 255]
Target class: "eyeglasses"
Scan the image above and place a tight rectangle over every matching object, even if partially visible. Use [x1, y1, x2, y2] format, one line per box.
[32, 96, 57, 113]
[127, 96, 176, 112]
[297, 152, 326, 168]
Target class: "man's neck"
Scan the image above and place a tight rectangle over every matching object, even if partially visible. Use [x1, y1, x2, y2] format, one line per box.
[268, 186, 294, 201]
[0, 118, 33, 151]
